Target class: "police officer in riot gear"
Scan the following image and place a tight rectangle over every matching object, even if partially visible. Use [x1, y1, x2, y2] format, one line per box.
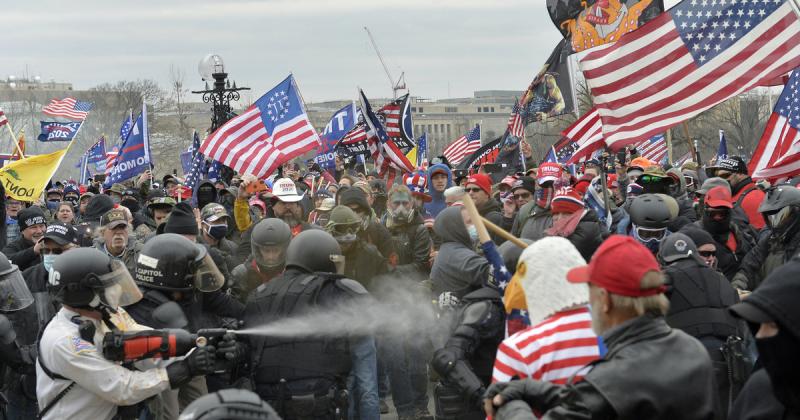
[431, 281, 505, 419]
[37, 247, 217, 420]
[125, 233, 245, 415]
[658, 233, 745, 415]
[243, 229, 377, 420]
[231, 218, 292, 300]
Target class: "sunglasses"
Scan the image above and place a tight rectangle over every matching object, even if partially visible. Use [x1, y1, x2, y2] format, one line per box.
[513, 192, 532, 200]
[698, 250, 716, 258]
[465, 187, 484, 193]
[638, 175, 666, 184]
[716, 171, 733, 179]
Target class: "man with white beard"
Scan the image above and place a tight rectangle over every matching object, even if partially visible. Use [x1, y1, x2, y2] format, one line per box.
[484, 235, 718, 420]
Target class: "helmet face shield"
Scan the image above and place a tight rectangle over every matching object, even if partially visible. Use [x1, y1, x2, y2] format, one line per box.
[0, 267, 33, 312]
[254, 244, 287, 270]
[193, 253, 224, 292]
[98, 260, 142, 309]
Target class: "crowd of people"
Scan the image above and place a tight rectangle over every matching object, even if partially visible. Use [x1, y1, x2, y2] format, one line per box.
[0, 149, 794, 420]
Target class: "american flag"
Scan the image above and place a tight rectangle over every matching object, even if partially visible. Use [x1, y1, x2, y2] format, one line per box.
[105, 145, 119, 174]
[119, 113, 133, 142]
[580, 0, 800, 149]
[42, 97, 93, 120]
[443, 125, 481, 165]
[0, 108, 8, 128]
[634, 134, 668, 163]
[750, 69, 800, 179]
[200, 75, 319, 179]
[507, 102, 525, 139]
[378, 94, 411, 141]
[185, 131, 206, 190]
[359, 89, 415, 176]
[565, 108, 604, 164]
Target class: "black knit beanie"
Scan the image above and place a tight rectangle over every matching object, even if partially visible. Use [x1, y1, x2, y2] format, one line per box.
[163, 202, 198, 236]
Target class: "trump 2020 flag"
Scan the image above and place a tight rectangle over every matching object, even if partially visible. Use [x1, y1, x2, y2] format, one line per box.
[315, 103, 358, 170]
[200, 75, 319, 179]
[38, 121, 82, 142]
[580, 0, 800, 149]
[717, 130, 728, 161]
[105, 103, 151, 186]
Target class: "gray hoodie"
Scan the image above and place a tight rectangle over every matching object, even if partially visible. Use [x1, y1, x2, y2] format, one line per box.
[430, 207, 490, 298]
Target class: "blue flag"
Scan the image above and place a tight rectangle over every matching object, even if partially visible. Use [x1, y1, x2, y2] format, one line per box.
[207, 160, 222, 182]
[315, 103, 358, 170]
[717, 130, 728, 161]
[105, 103, 151, 186]
[38, 121, 82, 142]
[120, 114, 133, 142]
[184, 131, 206, 190]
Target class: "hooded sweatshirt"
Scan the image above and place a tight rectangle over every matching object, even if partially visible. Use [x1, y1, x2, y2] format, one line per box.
[424, 164, 452, 218]
[430, 206, 490, 298]
[194, 180, 218, 210]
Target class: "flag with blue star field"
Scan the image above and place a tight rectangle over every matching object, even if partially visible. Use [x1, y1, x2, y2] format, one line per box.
[580, 0, 800, 149]
[750, 69, 800, 179]
[184, 131, 206, 190]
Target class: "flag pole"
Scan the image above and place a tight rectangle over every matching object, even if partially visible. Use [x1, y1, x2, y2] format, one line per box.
[5, 124, 23, 159]
[665, 128, 673, 164]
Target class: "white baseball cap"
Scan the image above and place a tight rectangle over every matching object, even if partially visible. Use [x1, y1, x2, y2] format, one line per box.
[272, 177, 304, 202]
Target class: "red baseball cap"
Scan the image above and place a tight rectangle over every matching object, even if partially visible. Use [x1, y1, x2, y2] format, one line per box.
[466, 173, 492, 196]
[567, 235, 665, 297]
[704, 186, 733, 209]
[536, 162, 563, 185]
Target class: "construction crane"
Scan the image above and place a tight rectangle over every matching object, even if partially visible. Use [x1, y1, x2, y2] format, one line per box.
[364, 26, 406, 99]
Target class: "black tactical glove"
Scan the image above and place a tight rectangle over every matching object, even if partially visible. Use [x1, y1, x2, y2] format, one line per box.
[216, 333, 243, 361]
[484, 379, 550, 414]
[166, 345, 216, 388]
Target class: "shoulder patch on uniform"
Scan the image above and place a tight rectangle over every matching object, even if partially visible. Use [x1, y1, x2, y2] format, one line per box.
[335, 278, 368, 295]
[70, 336, 95, 355]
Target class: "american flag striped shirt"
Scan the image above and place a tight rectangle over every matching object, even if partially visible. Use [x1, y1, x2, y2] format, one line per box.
[492, 307, 601, 385]
[42, 97, 93, 120]
[580, 0, 800, 150]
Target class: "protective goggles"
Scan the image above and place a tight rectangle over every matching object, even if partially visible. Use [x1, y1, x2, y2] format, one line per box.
[634, 225, 667, 242]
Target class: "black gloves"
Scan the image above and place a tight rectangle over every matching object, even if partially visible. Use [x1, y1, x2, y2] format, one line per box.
[166, 345, 216, 388]
[216, 333, 243, 361]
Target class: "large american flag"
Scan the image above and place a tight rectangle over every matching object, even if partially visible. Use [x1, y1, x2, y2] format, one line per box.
[507, 102, 525, 139]
[565, 108, 604, 164]
[359, 89, 415, 177]
[42, 97, 93, 120]
[580, 0, 800, 149]
[634, 134, 669, 163]
[443, 125, 481, 165]
[200, 75, 319, 179]
[750, 69, 800, 179]
[0, 108, 7, 128]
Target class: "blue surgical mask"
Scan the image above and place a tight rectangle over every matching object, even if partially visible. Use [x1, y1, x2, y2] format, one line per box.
[42, 254, 57, 272]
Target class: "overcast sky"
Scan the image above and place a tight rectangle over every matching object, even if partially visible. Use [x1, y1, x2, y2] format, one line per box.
[5, 0, 679, 103]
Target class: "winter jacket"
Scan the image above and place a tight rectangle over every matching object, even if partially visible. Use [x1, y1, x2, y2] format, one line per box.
[732, 225, 800, 291]
[2, 236, 39, 271]
[492, 315, 717, 420]
[342, 241, 388, 293]
[512, 201, 553, 242]
[94, 236, 142, 274]
[731, 178, 766, 231]
[424, 164, 452, 218]
[561, 209, 604, 261]
[683, 220, 758, 281]
[126, 287, 244, 333]
[477, 198, 506, 245]
[730, 369, 800, 420]
[199, 234, 241, 273]
[430, 206, 491, 298]
[384, 211, 432, 282]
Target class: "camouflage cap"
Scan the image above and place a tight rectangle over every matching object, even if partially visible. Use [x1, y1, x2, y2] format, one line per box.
[101, 208, 128, 228]
[200, 203, 230, 223]
[109, 183, 126, 195]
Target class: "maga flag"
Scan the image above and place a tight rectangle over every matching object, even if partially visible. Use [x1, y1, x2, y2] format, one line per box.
[547, 0, 664, 53]
[0, 147, 69, 201]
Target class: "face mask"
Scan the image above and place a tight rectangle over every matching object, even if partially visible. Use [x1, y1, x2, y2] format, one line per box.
[111, 196, 122, 205]
[467, 224, 479, 243]
[42, 254, 57, 272]
[703, 210, 731, 236]
[206, 224, 228, 240]
[756, 330, 800, 410]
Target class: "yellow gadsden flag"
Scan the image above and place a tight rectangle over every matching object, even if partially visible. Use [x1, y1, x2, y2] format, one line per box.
[0, 147, 68, 201]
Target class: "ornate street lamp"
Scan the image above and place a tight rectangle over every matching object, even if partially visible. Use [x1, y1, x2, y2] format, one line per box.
[192, 54, 250, 181]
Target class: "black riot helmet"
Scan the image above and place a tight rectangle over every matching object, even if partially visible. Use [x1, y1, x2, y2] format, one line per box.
[49, 248, 142, 311]
[629, 193, 678, 229]
[250, 218, 292, 272]
[0, 252, 33, 313]
[759, 184, 800, 240]
[178, 389, 280, 420]
[285, 229, 344, 274]
[135, 233, 225, 293]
